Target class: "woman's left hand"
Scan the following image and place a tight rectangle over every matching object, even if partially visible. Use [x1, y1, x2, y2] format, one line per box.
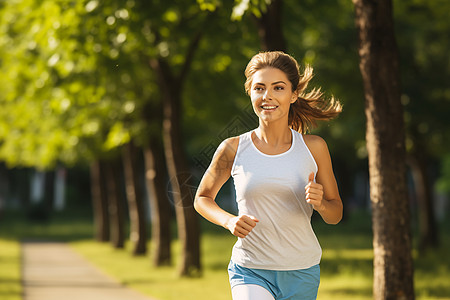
[305, 172, 324, 212]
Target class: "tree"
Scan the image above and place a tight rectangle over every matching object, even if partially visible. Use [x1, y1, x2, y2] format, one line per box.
[0, 0, 144, 251]
[230, 0, 286, 51]
[150, 52, 203, 276]
[122, 142, 147, 255]
[1, 0, 224, 272]
[394, 0, 450, 251]
[90, 160, 110, 242]
[254, 0, 286, 51]
[141, 1, 225, 276]
[352, 0, 415, 299]
[104, 157, 127, 249]
[143, 134, 172, 266]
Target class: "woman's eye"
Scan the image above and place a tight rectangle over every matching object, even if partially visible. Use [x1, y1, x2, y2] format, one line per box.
[275, 86, 284, 90]
[254, 86, 264, 91]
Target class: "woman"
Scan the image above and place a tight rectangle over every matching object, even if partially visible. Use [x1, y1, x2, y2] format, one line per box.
[194, 51, 343, 300]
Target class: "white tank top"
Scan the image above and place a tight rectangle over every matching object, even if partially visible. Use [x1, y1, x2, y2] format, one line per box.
[230, 128, 322, 270]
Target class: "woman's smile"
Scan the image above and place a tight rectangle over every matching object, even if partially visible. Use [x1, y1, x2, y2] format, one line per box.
[261, 105, 279, 111]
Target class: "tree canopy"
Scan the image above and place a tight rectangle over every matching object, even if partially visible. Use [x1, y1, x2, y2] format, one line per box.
[0, 0, 448, 198]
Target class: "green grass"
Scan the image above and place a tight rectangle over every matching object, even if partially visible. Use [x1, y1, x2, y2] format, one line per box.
[0, 239, 21, 300]
[1, 210, 449, 300]
[0, 210, 94, 242]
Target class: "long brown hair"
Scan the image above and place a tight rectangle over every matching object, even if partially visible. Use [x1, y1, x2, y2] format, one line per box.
[244, 51, 342, 134]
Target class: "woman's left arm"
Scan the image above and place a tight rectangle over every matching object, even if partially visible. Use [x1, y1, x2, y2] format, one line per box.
[304, 135, 343, 224]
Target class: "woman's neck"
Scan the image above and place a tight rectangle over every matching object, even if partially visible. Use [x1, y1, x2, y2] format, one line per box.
[256, 121, 292, 147]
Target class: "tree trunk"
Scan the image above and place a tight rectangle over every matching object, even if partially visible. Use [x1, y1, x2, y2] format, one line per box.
[0, 163, 7, 219]
[90, 160, 110, 242]
[255, 0, 286, 51]
[407, 153, 438, 252]
[151, 57, 201, 277]
[148, 21, 205, 275]
[122, 142, 148, 255]
[53, 166, 66, 211]
[105, 157, 126, 249]
[353, 0, 415, 299]
[44, 170, 55, 211]
[164, 94, 201, 276]
[22, 169, 32, 209]
[143, 139, 172, 266]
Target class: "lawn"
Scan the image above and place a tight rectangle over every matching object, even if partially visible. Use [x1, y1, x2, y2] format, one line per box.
[0, 239, 21, 300]
[1, 210, 449, 300]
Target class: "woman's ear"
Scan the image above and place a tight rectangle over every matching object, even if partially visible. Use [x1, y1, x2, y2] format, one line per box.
[290, 92, 298, 104]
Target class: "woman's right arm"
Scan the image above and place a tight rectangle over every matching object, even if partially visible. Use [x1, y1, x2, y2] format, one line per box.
[194, 137, 258, 238]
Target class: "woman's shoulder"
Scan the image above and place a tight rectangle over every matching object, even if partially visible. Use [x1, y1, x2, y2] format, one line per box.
[214, 136, 240, 161]
[206, 136, 240, 173]
[303, 134, 327, 146]
[221, 136, 240, 151]
[302, 134, 330, 159]
[214, 128, 257, 162]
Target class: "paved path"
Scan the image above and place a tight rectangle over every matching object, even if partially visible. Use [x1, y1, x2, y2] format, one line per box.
[22, 241, 158, 300]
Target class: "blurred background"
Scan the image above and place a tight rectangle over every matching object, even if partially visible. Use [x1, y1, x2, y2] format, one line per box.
[0, 0, 449, 299]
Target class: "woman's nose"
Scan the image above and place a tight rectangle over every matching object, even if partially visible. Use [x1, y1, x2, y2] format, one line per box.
[263, 89, 272, 100]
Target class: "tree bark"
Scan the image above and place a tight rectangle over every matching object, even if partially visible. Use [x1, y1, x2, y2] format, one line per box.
[0, 163, 8, 219]
[353, 0, 415, 299]
[44, 170, 55, 211]
[407, 152, 438, 252]
[90, 160, 110, 242]
[143, 139, 172, 266]
[163, 91, 201, 276]
[21, 169, 32, 209]
[150, 57, 201, 276]
[105, 157, 126, 249]
[122, 142, 148, 255]
[141, 82, 172, 265]
[254, 0, 286, 51]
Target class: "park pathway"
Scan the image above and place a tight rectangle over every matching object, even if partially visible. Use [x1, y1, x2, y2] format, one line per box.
[22, 241, 158, 300]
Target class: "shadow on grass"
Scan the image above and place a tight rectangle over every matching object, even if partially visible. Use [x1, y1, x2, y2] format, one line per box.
[205, 261, 230, 271]
[0, 291, 22, 297]
[0, 278, 21, 300]
[0, 278, 21, 284]
[122, 279, 155, 286]
[320, 256, 373, 276]
[416, 286, 450, 299]
[323, 286, 373, 297]
[0, 209, 93, 242]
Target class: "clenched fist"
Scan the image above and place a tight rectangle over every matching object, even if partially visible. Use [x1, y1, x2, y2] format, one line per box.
[305, 172, 324, 212]
[225, 215, 259, 238]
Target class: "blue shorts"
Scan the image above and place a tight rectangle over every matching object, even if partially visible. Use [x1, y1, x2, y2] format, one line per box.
[228, 260, 320, 300]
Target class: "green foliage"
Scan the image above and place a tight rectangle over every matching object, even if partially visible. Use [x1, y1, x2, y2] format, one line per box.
[275, 0, 367, 184]
[0, 0, 448, 195]
[231, 0, 271, 20]
[0, 0, 125, 167]
[182, 5, 260, 161]
[196, 0, 222, 12]
[0, 0, 215, 168]
[394, 0, 450, 157]
[197, 0, 272, 20]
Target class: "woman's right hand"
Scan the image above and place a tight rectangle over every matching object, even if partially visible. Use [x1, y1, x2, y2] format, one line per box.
[225, 215, 259, 238]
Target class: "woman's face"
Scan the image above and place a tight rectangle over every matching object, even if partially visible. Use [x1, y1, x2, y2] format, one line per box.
[249, 67, 297, 124]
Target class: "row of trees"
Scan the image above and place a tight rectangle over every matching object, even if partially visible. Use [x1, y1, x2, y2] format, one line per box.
[1, 0, 449, 298]
[0, 0, 263, 277]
